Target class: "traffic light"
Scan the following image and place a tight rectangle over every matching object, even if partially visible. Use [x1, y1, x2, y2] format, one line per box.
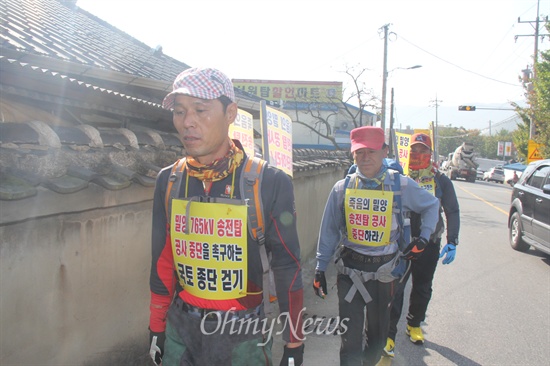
[458, 105, 476, 111]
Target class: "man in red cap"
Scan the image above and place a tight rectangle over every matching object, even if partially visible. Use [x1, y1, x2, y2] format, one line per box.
[314, 126, 440, 365]
[384, 132, 460, 358]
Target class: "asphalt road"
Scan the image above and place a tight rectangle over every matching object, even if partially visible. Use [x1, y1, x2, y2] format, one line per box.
[273, 179, 550, 366]
[134, 179, 548, 366]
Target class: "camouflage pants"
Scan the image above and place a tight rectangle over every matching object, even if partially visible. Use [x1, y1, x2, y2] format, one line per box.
[163, 300, 273, 366]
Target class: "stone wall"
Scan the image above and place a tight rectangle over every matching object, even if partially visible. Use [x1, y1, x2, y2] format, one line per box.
[0, 163, 346, 365]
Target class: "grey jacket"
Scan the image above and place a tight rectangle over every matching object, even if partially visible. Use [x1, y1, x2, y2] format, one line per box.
[316, 169, 440, 272]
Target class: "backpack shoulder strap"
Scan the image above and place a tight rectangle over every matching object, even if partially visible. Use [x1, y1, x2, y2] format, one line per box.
[165, 158, 187, 221]
[387, 170, 410, 251]
[434, 170, 443, 199]
[388, 170, 402, 218]
[343, 170, 360, 190]
[341, 172, 357, 224]
[240, 156, 267, 245]
[240, 156, 272, 315]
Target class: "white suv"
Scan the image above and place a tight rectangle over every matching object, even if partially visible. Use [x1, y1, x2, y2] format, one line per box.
[483, 167, 505, 183]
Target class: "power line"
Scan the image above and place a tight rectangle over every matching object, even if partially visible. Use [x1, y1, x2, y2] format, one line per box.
[437, 114, 521, 139]
[397, 34, 520, 87]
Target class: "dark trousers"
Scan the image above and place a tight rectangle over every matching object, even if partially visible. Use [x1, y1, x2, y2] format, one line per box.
[163, 299, 272, 365]
[388, 240, 441, 340]
[337, 253, 397, 366]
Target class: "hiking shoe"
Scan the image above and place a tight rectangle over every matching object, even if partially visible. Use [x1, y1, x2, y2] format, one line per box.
[406, 325, 424, 344]
[383, 337, 395, 358]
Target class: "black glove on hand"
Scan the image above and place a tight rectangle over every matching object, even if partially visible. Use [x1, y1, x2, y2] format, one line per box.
[313, 270, 327, 298]
[279, 344, 304, 366]
[403, 237, 429, 260]
[149, 330, 165, 366]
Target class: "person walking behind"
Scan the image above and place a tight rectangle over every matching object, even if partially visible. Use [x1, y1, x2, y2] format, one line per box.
[148, 67, 304, 366]
[313, 126, 440, 366]
[384, 132, 460, 358]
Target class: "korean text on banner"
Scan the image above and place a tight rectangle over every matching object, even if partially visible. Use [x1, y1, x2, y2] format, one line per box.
[504, 142, 512, 157]
[170, 199, 248, 300]
[344, 189, 393, 247]
[497, 141, 504, 156]
[260, 101, 293, 177]
[229, 109, 255, 158]
[395, 131, 411, 175]
[233, 79, 343, 104]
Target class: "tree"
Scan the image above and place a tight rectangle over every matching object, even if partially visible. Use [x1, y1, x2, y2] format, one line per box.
[288, 65, 378, 150]
[436, 126, 482, 158]
[514, 23, 550, 158]
[511, 118, 529, 160]
[435, 127, 520, 161]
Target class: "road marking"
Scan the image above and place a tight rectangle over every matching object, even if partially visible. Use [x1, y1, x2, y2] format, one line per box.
[456, 185, 509, 216]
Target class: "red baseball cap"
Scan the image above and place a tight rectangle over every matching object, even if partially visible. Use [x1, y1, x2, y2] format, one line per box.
[350, 126, 385, 152]
[162, 67, 235, 110]
[410, 133, 432, 150]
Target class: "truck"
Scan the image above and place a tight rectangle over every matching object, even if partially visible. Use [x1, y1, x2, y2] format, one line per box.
[441, 142, 478, 182]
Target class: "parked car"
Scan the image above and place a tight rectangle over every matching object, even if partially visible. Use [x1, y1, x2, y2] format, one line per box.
[483, 167, 505, 183]
[508, 159, 550, 255]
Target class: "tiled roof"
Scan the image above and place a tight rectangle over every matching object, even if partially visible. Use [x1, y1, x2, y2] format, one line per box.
[0, 121, 350, 201]
[293, 148, 350, 172]
[0, 0, 351, 203]
[0, 121, 181, 200]
[0, 0, 189, 83]
[0, 55, 166, 109]
[0, 0, 268, 124]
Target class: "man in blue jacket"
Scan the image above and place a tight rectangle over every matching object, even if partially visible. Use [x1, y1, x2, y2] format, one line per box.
[313, 126, 440, 366]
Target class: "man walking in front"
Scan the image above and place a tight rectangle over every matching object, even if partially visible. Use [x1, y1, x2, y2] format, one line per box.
[148, 67, 304, 365]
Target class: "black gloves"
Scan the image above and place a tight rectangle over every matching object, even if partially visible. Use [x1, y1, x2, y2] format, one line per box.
[313, 270, 327, 298]
[149, 330, 165, 366]
[403, 237, 429, 260]
[280, 344, 305, 366]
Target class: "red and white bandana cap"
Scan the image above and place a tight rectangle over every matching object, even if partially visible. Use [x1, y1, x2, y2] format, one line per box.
[162, 67, 235, 110]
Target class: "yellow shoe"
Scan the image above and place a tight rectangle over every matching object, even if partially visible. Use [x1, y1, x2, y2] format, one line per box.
[383, 337, 395, 358]
[406, 325, 424, 344]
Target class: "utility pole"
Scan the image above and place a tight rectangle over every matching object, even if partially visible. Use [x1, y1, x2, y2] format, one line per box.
[430, 95, 443, 162]
[516, 0, 548, 67]
[389, 88, 395, 158]
[515, 0, 549, 139]
[380, 23, 390, 132]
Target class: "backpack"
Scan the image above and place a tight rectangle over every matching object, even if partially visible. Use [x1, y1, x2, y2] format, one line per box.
[164, 156, 273, 314]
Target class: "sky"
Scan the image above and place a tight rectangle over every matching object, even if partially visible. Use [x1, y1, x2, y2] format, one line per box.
[77, 0, 549, 132]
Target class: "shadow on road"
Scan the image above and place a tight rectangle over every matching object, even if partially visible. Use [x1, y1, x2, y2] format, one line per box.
[378, 340, 483, 366]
